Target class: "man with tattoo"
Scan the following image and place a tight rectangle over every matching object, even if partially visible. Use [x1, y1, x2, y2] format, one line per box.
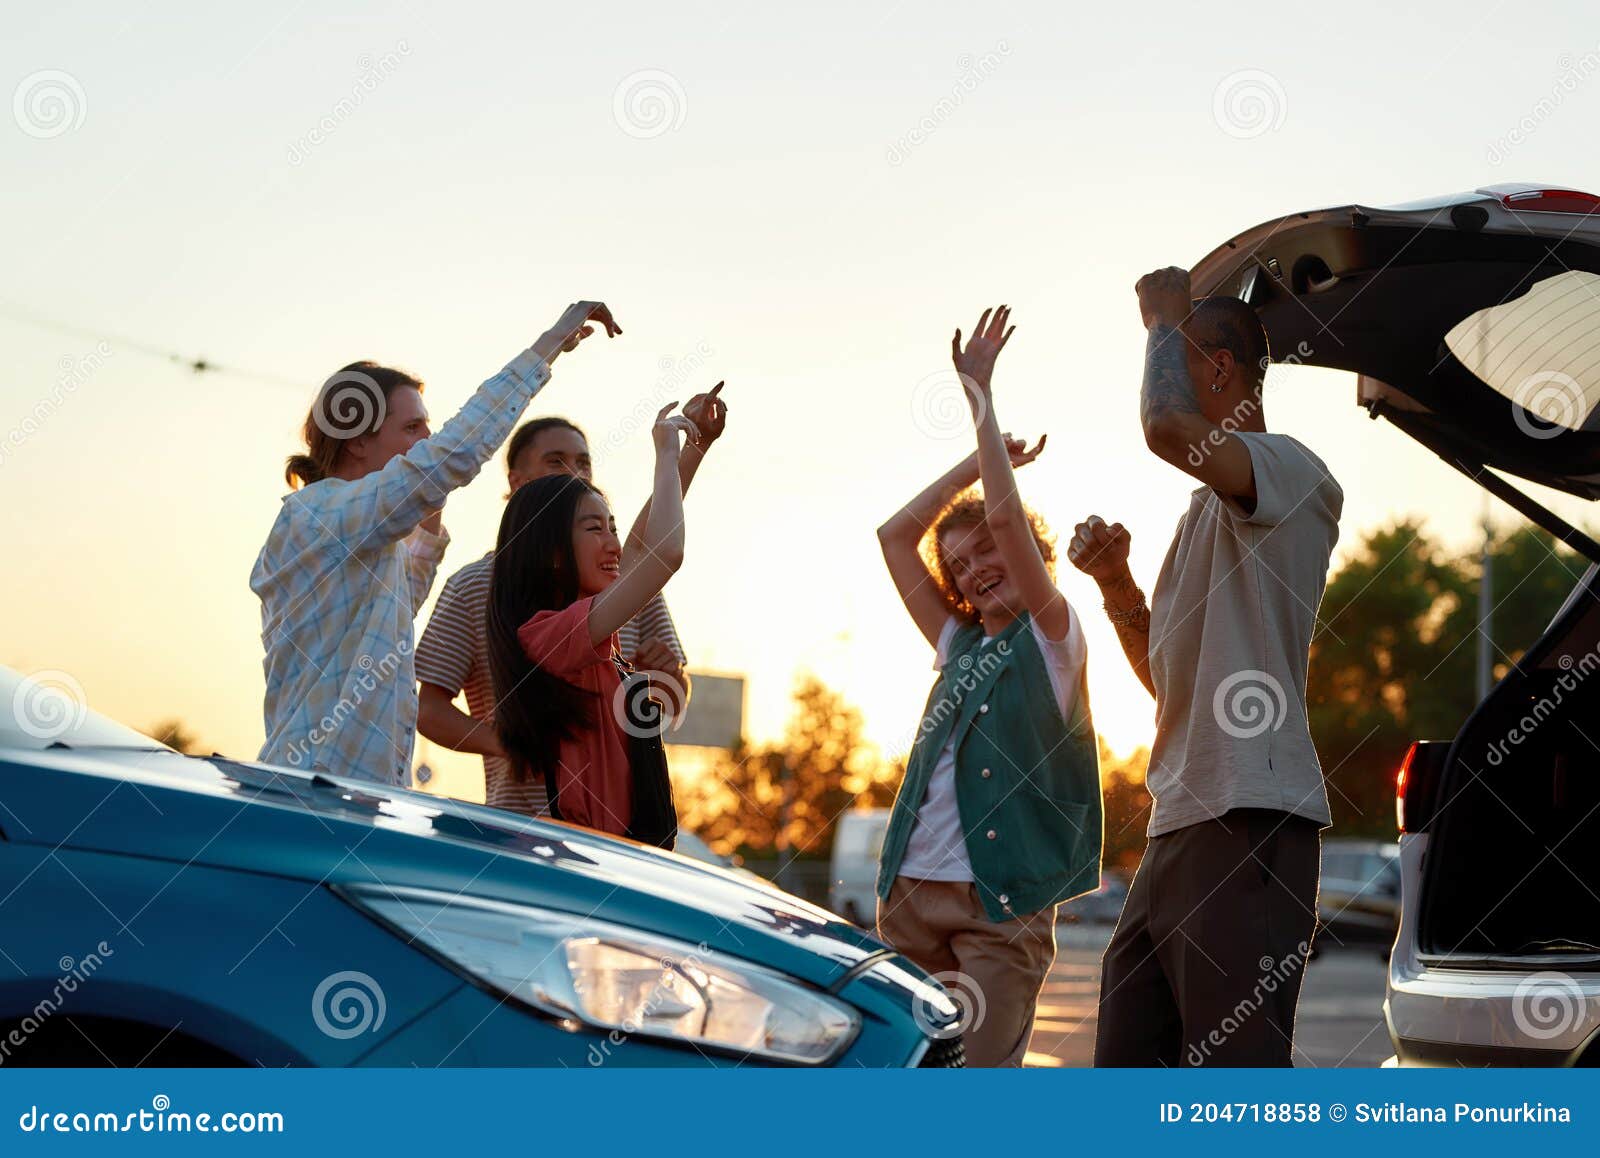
[1068, 267, 1343, 1067]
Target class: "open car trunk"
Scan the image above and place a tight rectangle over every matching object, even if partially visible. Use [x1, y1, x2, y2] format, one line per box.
[1192, 186, 1600, 964]
[1190, 185, 1600, 558]
[1418, 562, 1600, 962]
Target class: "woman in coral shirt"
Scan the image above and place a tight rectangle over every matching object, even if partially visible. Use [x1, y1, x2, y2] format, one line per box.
[486, 401, 713, 843]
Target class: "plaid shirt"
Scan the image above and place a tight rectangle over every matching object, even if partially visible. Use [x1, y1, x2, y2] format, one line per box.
[251, 350, 551, 784]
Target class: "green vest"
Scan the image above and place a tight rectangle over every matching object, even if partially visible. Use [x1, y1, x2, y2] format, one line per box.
[877, 613, 1103, 922]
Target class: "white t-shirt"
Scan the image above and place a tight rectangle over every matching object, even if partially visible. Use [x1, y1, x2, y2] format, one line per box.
[899, 608, 1088, 882]
[1146, 431, 1342, 837]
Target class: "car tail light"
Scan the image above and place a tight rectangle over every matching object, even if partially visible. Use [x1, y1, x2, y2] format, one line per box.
[1396, 740, 1448, 834]
[1501, 188, 1600, 214]
[1395, 743, 1417, 833]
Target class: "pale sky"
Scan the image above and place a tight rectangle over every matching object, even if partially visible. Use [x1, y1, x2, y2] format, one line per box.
[5, 1, 1599, 801]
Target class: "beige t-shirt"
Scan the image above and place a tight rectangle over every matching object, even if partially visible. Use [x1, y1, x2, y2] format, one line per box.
[1145, 431, 1342, 837]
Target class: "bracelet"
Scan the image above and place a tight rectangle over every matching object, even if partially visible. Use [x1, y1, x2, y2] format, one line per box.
[1104, 591, 1149, 627]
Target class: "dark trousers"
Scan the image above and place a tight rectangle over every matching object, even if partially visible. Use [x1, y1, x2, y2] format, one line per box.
[1094, 808, 1321, 1067]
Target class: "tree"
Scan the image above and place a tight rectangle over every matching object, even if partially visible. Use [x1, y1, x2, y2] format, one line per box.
[681, 675, 1155, 879]
[145, 718, 201, 754]
[1099, 739, 1151, 874]
[677, 675, 901, 858]
[1307, 518, 1588, 835]
[1306, 519, 1476, 832]
[1447, 523, 1592, 675]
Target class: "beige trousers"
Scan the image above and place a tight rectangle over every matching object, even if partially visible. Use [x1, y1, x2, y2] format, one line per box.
[877, 876, 1056, 1067]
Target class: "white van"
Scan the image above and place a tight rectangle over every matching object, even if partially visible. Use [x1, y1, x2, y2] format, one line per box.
[829, 810, 891, 927]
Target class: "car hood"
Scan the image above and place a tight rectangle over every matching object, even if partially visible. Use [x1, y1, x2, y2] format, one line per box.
[1190, 184, 1600, 505]
[0, 746, 884, 988]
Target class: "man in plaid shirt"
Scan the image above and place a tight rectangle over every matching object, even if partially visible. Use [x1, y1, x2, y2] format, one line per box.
[251, 302, 620, 784]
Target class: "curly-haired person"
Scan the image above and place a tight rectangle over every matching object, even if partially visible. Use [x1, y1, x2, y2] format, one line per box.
[875, 306, 1103, 1067]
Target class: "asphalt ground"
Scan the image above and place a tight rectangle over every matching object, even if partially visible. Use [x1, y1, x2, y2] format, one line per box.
[1022, 922, 1392, 1067]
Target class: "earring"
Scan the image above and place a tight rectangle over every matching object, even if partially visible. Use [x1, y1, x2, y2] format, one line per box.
[1210, 384, 1223, 394]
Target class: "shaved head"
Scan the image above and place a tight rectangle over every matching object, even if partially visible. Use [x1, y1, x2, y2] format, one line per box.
[1186, 296, 1269, 391]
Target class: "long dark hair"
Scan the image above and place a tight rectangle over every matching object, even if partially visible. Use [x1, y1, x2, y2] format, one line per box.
[487, 473, 609, 786]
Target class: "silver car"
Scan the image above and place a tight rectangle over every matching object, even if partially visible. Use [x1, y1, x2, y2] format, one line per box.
[1193, 184, 1600, 1066]
[1317, 839, 1400, 952]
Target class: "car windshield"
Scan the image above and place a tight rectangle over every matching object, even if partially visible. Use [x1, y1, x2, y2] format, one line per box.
[1445, 270, 1600, 433]
[0, 667, 171, 752]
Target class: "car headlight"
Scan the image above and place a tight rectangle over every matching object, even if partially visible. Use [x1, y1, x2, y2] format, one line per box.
[337, 885, 860, 1065]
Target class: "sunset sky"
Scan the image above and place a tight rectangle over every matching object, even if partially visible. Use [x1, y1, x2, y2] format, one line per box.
[6, 1, 1600, 802]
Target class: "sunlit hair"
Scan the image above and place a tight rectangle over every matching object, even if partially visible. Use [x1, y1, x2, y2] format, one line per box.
[285, 361, 424, 489]
[506, 416, 588, 481]
[487, 473, 610, 788]
[924, 492, 1057, 624]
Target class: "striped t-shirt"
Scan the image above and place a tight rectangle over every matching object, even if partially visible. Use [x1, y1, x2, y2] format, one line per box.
[414, 551, 685, 816]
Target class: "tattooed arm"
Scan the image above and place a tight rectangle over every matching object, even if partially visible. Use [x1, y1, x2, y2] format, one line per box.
[1067, 516, 1155, 698]
[1135, 266, 1257, 504]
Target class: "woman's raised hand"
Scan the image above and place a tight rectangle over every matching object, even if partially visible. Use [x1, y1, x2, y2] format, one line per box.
[1003, 432, 1046, 469]
[952, 304, 1017, 407]
[651, 402, 699, 453]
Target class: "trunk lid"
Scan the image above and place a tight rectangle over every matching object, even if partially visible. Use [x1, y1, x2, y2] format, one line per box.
[1190, 185, 1600, 543]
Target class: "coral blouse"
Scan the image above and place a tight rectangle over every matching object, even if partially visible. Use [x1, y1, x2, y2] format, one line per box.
[516, 596, 631, 836]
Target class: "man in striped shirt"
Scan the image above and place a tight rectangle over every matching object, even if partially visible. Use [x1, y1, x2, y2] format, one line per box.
[415, 389, 725, 816]
[251, 302, 620, 785]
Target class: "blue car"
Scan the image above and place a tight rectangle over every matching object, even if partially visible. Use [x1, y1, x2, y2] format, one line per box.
[0, 667, 962, 1067]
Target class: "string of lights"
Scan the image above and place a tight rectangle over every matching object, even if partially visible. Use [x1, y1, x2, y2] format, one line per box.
[0, 302, 306, 390]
